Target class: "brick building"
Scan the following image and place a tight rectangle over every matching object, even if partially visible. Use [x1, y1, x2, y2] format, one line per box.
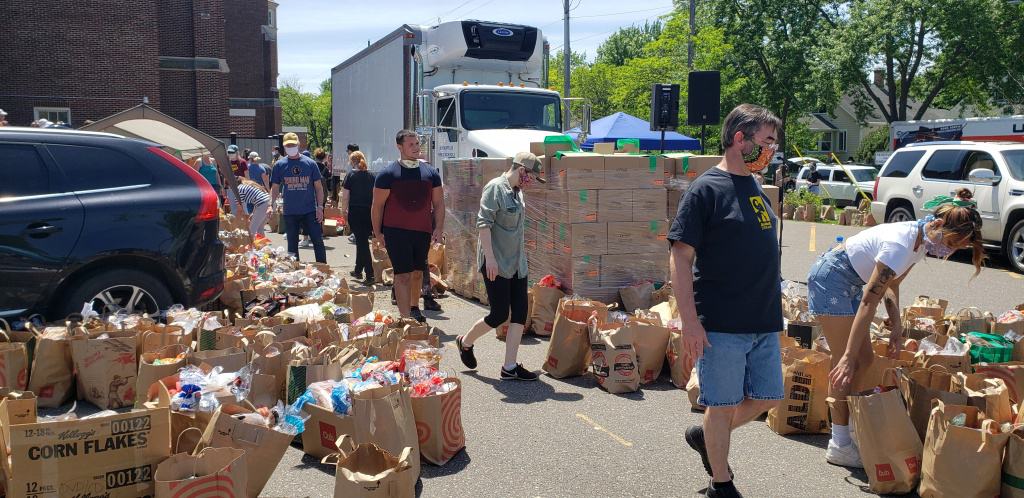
[0, 0, 281, 138]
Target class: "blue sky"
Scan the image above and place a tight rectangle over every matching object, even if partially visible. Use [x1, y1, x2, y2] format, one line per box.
[276, 0, 676, 92]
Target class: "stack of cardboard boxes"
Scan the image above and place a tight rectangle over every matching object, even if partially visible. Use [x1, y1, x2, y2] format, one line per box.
[442, 139, 732, 306]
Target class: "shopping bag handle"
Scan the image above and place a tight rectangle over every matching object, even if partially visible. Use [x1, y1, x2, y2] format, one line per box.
[175, 427, 204, 455]
[320, 435, 357, 465]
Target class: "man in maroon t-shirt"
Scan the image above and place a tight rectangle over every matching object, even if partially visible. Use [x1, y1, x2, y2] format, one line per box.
[372, 129, 444, 322]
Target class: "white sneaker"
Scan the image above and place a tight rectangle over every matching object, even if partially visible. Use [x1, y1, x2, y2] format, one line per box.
[298, 239, 312, 248]
[825, 439, 863, 468]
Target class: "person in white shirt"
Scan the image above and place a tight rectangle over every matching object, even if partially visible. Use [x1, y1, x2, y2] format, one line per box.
[805, 188, 983, 469]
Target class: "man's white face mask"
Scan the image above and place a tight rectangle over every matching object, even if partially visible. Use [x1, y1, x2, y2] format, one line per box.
[285, 146, 299, 157]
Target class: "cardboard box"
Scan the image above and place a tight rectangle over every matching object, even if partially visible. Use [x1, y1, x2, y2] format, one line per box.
[600, 252, 669, 288]
[618, 142, 640, 154]
[569, 254, 602, 289]
[667, 188, 684, 219]
[571, 285, 621, 305]
[1, 397, 171, 498]
[526, 188, 547, 220]
[530, 140, 576, 158]
[566, 190, 599, 223]
[552, 222, 607, 255]
[442, 158, 478, 187]
[323, 218, 339, 236]
[633, 188, 667, 221]
[479, 157, 511, 183]
[554, 153, 605, 190]
[606, 221, 668, 254]
[593, 142, 616, 154]
[598, 189, 634, 222]
[761, 185, 782, 219]
[787, 321, 822, 349]
[604, 154, 661, 189]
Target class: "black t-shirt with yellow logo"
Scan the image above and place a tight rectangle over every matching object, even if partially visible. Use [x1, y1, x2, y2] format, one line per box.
[667, 167, 783, 333]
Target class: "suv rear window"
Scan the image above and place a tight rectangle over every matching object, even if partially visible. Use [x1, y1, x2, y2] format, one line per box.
[48, 144, 153, 192]
[1002, 150, 1024, 181]
[921, 149, 967, 180]
[0, 144, 50, 198]
[881, 150, 924, 178]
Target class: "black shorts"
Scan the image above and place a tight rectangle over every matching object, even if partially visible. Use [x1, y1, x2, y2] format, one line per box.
[383, 226, 430, 275]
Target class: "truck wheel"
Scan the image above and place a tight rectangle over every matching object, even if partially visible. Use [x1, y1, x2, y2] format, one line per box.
[887, 205, 915, 223]
[1005, 219, 1024, 274]
[58, 269, 173, 317]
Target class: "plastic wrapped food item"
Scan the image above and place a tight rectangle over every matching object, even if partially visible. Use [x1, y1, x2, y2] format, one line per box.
[275, 396, 311, 435]
[951, 413, 967, 427]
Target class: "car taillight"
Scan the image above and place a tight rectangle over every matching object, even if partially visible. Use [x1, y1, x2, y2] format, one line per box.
[873, 177, 879, 200]
[148, 146, 219, 222]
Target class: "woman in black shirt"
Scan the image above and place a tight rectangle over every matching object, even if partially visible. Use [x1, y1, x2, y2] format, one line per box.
[343, 151, 376, 283]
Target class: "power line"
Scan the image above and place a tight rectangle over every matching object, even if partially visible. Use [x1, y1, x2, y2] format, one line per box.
[549, 10, 673, 52]
[459, 0, 499, 19]
[571, 6, 673, 19]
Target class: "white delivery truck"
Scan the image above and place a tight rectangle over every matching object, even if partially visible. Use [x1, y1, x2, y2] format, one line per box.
[890, 115, 1024, 150]
[331, 20, 585, 171]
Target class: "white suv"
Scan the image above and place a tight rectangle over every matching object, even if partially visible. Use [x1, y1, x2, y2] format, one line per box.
[795, 164, 877, 206]
[871, 141, 1024, 273]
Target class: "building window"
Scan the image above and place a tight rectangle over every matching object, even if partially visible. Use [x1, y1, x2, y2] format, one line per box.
[267, 9, 275, 26]
[34, 107, 71, 125]
[837, 130, 847, 152]
[817, 132, 832, 152]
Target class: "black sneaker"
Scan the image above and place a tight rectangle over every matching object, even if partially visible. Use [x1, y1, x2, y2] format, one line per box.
[686, 426, 734, 479]
[363, 276, 375, 286]
[410, 307, 427, 323]
[455, 335, 477, 369]
[349, 270, 362, 279]
[422, 295, 442, 312]
[500, 364, 539, 381]
[706, 479, 743, 498]
[391, 288, 397, 305]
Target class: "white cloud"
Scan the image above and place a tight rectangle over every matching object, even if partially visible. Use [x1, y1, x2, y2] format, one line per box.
[276, 0, 675, 91]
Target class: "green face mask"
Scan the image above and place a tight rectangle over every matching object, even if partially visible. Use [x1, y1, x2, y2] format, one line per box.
[400, 159, 419, 168]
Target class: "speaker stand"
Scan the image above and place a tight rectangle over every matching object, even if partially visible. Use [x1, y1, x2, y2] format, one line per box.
[700, 124, 706, 155]
[660, 129, 666, 154]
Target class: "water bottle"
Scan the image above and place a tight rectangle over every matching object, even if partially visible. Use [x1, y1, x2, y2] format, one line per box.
[833, 236, 844, 251]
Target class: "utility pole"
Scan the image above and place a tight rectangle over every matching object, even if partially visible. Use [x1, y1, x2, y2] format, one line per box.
[563, 0, 571, 130]
[687, 0, 696, 69]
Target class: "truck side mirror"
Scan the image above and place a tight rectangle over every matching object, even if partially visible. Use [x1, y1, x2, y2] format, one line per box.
[968, 168, 1000, 185]
[582, 105, 592, 135]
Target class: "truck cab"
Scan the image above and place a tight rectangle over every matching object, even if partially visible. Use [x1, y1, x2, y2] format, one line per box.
[425, 84, 564, 167]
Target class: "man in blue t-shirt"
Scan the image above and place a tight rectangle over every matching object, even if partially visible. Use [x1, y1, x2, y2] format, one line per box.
[247, 151, 270, 190]
[270, 132, 326, 262]
[669, 104, 784, 498]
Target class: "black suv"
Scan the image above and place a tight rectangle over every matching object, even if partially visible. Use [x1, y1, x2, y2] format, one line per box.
[0, 128, 224, 319]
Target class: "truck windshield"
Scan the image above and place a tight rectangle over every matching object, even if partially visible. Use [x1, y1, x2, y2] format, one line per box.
[460, 91, 561, 132]
[851, 169, 877, 182]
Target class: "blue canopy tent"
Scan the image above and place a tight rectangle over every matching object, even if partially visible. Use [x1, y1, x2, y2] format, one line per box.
[566, 112, 701, 151]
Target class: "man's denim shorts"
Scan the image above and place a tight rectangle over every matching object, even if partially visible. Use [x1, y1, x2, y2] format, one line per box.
[807, 249, 866, 317]
[696, 331, 784, 407]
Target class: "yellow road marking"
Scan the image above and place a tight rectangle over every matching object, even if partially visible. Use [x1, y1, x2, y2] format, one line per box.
[808, 224, 816, 252]
[575, 413, 633, 448]
[1007, 271, 1023, 280]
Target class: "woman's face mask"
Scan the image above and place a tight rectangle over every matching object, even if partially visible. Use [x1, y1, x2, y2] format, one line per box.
[518, 168, 532, 188]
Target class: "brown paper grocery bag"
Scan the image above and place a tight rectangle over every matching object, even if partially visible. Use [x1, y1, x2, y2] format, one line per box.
[351, 384, 421, 479]
[952, 372, 1014, 424]
[70, 333, 137, 409]
[543, 306, 592, 379]
[1004, 428, 1024, 498]
[920, 402, 1010, 498]
[530, 284, 565, 336]
[589, 318, 640, 394]
[686, 367, 704, 411]
[767, 347, 831, 435]
[200, 404, 294, 498]
[624, 317, 671, 384]
[286, 345, 350, 404]
[897, 366, 967, 440]
[973, 361, 1024, 403]
[323, 436, 416, 498]
[301, 402, 357, 459]
[154, 447, 247, 498]
[190, 347, 248, 372]
[138, 323, 191, 355]
[136, 344, 190, 407]
[0, 329, 29, 391]
[847, 387, 923, 494]
[619, 282, 654, 312]
[350, 292, 375, 322]
[410, 377, 465, 465]
[666, 330, 696, 388]
[27, 325, 75, 407]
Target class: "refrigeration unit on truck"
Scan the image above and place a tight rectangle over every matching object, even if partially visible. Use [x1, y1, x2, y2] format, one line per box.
[890, 115, 1024, 150]
[331, 20, 584, 172]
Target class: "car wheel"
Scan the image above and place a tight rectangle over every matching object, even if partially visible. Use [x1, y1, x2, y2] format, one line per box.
[887, 205, 915, 223]
[1006, 219, 1024, 274]
[58, 269, 173, 317]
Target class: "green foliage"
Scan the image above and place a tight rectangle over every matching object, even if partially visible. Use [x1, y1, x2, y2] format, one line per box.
[594, 21, 663, 66]
[855, 125, 890, 163]
[279, 78, 332, 151]
[784, 189, 824, 210]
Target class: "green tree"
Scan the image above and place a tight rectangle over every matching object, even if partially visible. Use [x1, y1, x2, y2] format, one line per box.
[819, 0, 1016, 123]
[855, 125, 890, 163]
[594, 21, 663, 66]
[278, 78, 332, 151]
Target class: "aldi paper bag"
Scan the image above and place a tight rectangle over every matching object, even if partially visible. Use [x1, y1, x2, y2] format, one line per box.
[410, 377, 465, 465]
[897, 366, 967, 440]
[27, 326, 75, 407]
[200, 404, 294, 498]
[0, 398, 171, 498]
[70, 334, 137, 410]
[920, 402, 1009, 498]
[767, 347, 831, 435]
[847, 387, 923, 494]
[155, 447, 247, 498]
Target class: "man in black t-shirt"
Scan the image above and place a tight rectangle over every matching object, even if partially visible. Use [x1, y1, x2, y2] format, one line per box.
[669, 104, 784, 498]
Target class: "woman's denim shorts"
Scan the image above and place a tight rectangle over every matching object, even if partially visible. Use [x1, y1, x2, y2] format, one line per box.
[807, 249, 866, 317]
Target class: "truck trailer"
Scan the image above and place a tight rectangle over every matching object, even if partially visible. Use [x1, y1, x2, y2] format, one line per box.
[331, 20, 582, 171]
[890, 115, 1024, 150]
